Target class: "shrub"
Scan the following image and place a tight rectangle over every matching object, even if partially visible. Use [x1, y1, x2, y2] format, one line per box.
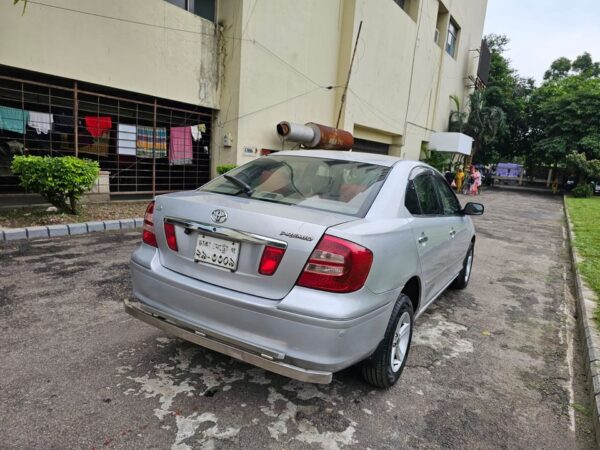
[572, 184, 593, 198]
[11, 155, 100, 214]
[216, 164, 237, 175]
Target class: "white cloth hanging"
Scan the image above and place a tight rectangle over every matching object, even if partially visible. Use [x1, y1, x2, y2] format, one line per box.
[28, 111, 53, 134]
[117, 123, 137, 155]
[191, 124, 203, 142]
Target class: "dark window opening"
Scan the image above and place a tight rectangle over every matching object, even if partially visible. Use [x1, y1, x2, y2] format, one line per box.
[352, 138, 390, 155]
[393, 0, 419, 22]
[165, 0, 216, 22]
[435, 2, 449, 48]
[446, 18, 460, 58]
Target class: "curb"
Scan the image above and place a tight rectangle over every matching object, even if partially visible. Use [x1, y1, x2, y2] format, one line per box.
[1, 218, 144, 242]
[564, 195, 600, 445]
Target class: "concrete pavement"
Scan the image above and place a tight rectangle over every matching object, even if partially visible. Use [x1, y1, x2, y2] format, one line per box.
[0, 190, 595, 449]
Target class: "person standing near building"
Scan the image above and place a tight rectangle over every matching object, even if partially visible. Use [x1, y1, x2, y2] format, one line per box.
[470, 166, 482, 196]
[454, 168, 465, 193]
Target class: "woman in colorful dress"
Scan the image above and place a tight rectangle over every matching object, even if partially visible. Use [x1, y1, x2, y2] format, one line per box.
[454, 168, 465, 194]
[470, 166, 482, 196]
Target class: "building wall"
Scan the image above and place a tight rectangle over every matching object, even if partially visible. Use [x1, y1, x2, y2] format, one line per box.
[0, 0, 220, 109]
[1, 0, 488, 178]
[216, 0, 488, 163]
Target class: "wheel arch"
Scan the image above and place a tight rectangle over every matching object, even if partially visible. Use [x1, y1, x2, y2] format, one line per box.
[401, 276, 421, 314]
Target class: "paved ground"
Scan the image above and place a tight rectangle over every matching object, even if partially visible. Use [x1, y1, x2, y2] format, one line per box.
[0, 190, 595, 449]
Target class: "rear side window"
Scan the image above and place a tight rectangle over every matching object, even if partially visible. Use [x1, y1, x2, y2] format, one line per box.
[432, 175, 462, 215]
[411, 174, 442, 215]
[405, 181, 421, 215]
[200, 156, 390, 217]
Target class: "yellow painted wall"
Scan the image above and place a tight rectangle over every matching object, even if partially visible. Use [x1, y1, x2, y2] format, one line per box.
[1, 0, 488, 167]
[218, 0, 488, 163]
[0, 0, 220, 108]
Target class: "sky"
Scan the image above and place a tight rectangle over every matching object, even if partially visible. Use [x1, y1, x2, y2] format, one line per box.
[483, 0, 600, 84]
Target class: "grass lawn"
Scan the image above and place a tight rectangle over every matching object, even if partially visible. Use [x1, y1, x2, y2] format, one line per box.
[0, 201, 149, 229]
[566, 196, 600, 325]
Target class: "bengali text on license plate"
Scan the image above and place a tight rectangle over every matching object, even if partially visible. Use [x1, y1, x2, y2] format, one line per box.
[194, 234, 240, 270]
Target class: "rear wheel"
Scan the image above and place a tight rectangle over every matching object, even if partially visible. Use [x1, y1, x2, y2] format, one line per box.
[452, 243, 474, 289]
[361, 294, 413, 388]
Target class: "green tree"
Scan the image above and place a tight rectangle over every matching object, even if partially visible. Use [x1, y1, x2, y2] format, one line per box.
[543, 53, 600, 81]
[531, 75, 600, 168]
[476, 34, 534, 164]
[572, 52, 600, 78]
[544, 57, 572, 81]
[566, 151, 600, 184]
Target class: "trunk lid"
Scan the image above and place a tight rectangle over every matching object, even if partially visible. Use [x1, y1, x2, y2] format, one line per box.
[153, 191, 356, 300]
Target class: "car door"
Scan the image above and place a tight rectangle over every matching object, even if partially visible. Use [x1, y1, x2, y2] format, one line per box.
[405, 169, 450, 302]
[431, 173, 471, 281]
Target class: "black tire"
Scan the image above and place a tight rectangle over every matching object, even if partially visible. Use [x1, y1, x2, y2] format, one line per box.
[452, 242, 474, 290]
[361, 294, 414, 388]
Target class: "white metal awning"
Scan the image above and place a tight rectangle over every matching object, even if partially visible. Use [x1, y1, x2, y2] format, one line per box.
[428, 132, 473, 156]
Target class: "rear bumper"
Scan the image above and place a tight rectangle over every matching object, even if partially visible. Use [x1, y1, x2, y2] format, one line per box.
[129, 249, 398, 379]
[124, 298, 332, 384]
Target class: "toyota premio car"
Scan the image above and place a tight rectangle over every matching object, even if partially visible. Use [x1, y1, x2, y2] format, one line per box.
[126, 150, 483, 388]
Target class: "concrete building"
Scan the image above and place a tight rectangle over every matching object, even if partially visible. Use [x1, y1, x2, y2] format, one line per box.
[0, 0, 488, 197]
[219, 0, 489, 165]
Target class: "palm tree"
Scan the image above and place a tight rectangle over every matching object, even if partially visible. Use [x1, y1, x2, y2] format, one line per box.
[448, 95, 467, 133]
[463, 88, 507, 163]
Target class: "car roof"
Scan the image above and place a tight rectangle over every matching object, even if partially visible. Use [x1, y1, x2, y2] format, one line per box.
[273, 150, 418, 168]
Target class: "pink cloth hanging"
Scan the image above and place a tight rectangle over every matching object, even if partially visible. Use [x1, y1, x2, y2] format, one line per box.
[169, 126, 193, 165]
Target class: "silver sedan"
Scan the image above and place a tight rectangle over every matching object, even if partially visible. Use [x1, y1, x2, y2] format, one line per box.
[126, 150, 483, 388]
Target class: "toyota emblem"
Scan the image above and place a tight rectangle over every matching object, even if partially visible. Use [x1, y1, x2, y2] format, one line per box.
[211, 209, 228, 224]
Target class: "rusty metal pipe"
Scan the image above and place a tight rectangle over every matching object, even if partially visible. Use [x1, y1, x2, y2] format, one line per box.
[276, 121, 354, 150]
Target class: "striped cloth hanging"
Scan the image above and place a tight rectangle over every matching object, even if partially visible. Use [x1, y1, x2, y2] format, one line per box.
[136, 126, 167, 158]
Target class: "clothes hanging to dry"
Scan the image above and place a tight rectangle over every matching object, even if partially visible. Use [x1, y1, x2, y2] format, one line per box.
[84, 116, 112, 138]
[136, 126, 167, 158]
[169, 126, 193, 165]
[0, 106, 29, 134]
[79, 131, 110, 157]
[191, 124, 203, 142]
[117, 124, 137, 156]
[28, 111, 54, 134]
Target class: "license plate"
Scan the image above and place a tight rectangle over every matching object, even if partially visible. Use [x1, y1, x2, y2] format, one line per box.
[194, 234, 240, 271]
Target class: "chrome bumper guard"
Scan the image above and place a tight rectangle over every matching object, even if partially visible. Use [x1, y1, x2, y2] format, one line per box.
[123, 298, 333, 384]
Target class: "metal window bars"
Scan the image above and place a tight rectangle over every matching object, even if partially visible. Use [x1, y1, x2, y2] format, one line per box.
[0, 72, 212, 196]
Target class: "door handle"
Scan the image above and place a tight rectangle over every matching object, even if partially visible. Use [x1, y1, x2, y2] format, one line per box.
[418, 234, 428, 244]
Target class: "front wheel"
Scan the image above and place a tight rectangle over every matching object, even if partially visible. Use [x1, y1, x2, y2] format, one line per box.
[361, 294, 414, 388]
[452, 243, 474, 289]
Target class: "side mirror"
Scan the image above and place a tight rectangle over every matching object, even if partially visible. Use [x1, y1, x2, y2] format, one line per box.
[463, 202, 484, 216]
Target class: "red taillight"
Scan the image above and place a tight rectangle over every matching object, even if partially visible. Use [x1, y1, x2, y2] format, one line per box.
[164, 222, 178, 251]
[142, 201, 157, 247]
[259, 245, 286, 276]
[297, 235, 373, 293]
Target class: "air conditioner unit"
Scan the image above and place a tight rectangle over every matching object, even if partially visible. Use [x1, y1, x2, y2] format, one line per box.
[434, 29, 440, 45]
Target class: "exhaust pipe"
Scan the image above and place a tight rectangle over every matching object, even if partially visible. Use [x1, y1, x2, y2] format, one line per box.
[276, 122, 354, 150]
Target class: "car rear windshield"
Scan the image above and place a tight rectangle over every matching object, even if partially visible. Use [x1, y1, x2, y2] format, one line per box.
[200, 155, 391, 217]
